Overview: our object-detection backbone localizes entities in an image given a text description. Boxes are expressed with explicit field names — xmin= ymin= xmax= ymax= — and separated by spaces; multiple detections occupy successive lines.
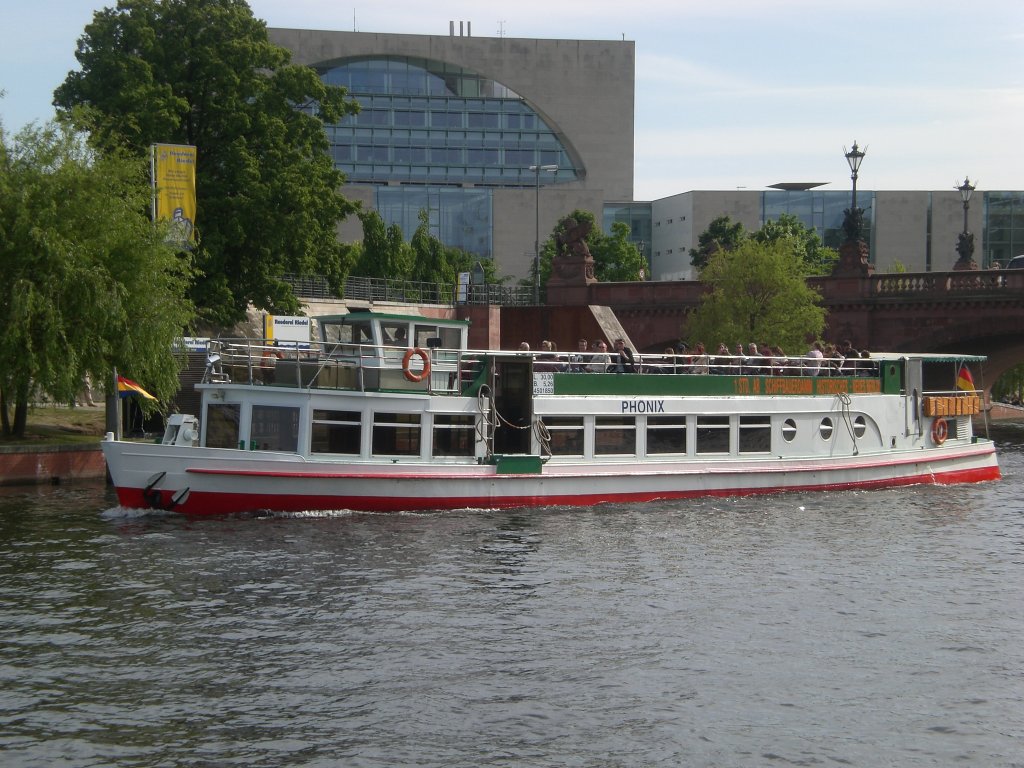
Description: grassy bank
xmin=0 ymin=405 xmax=107 ymax=447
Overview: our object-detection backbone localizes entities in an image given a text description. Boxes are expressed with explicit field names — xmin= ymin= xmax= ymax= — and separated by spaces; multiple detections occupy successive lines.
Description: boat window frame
xmin=738 ymin=415 xmax=772 ymax=454
xmin=646 ymin=415 xmax=688 ymax=456
xmin=311 ymin=409 xmax=362 ymax=455
xmin=594 ymin=415 xmax=637 ymax=457
xmin=695 ymin=415 xmax=731 ymax=455
xmin=431 ymin=413 xmax=477 ymax=457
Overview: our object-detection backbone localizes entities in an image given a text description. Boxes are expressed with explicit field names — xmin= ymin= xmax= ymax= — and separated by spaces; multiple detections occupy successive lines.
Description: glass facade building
xmin=316 ymin=56 xmax=580 ymax=259
xmin=762 ymin=190 xmax=875 ymax=251
xmin=984 ymin=192 xmax=1024 ymax=266
xmin=604 ymin=202 xmax=654 ymax=272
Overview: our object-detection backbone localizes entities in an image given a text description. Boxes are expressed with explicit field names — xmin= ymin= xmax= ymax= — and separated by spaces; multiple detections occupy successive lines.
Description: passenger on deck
xmin=733 ymin=343 xmax=747 ymax=375
xmin=568 ymin=338 xmax=590 ymax=372
xmin=804 ymin=341 xmax=824 ymax=376
xmin=535 ymin=340 xmax=564 ymax=372
xmin=690 ymin=342 xmax=710 ymax=375
xmin=612 ymin=338 xmax=636 ymax=373
xmin=588 ymin=340 xmax=612 ymax=373
xmin=744 ymin=342 xmax=764 ymax=375
xmin=712 ymin=343 xmax=730 ymax=374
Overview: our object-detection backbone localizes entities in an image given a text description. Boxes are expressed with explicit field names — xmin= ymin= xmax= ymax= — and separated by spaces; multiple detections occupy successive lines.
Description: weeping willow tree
xmin=0 ymin=121 xmax=195 ymax=437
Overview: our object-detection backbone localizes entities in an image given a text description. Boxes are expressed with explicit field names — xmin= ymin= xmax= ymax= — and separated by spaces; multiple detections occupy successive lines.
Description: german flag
xmin=956 ymin=365 xmax=975 ymax=392
xmin=117 ymin=375 xmax=157 ymax=400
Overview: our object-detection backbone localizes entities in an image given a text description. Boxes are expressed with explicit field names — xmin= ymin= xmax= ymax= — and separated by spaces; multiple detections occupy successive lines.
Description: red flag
xmin=117 ymin=375 xmax=157 ymax=400
xmin=956 ymin=365 xmax=975 ymax=392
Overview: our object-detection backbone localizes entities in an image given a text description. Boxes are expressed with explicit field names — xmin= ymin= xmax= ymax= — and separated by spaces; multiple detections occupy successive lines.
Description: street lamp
xmin=530 ymin=163 xmax=558 ymax=304
xmin=954 ymin=176 xmax=977 ymax=269
xmin=842 ymin=141 xmax=867 ymax=243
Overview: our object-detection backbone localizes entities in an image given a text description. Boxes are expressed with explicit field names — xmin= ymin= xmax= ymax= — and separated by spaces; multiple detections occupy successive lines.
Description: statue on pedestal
xmin=953 ymin=231 xmax=978 ymax=271
xmin=550 ymin=216 xmax=596 ymax=285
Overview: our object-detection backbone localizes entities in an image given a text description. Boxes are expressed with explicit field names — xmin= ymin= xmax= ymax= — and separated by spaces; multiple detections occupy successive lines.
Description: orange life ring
xmin=402 ymin=347 xmax=431 ymax=383
xmin=931 ymin=417 xmax=948 ymax=445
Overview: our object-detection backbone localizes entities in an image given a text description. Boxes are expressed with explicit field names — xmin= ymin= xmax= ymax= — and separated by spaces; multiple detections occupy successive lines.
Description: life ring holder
xmin=402 ymin=347 xmax=431 ymax=383
xmin=931 ymin=417 xmax=948 ymax=445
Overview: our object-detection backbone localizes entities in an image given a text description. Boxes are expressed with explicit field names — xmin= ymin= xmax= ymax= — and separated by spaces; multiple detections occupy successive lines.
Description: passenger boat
xmin=102 ymin=311 xmax=1000 ymax=515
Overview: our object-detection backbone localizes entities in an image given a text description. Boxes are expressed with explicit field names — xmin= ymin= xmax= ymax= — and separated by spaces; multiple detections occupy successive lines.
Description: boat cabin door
xmin=492 ymin=359 xmax=534 ymax=454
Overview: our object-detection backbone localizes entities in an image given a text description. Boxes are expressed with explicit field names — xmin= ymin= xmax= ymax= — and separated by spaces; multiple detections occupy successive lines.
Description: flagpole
xmin=113 ymin=367 xmax=121 ymax=441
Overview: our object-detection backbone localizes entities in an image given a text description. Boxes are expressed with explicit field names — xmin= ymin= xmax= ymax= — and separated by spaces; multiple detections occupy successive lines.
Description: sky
xmin=2 ymin=0 xmax=1022 ymax=201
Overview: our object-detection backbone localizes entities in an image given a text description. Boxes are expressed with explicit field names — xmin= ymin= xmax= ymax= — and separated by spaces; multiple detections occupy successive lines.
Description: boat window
xmin=321 ymin=321 xmax=374 ymax=346
xmin=595 ymin=416 xmax=636 ymax=456
xmin=781 ymin=418 xmax=797 ymax=443
xmin=205 ymin=404 xmax=240 ymax=449
xmin=646 ymin=416 xmax=687 ymax=455
xmin=696 ymin=415 xmax=730 ymax=455
xmin=372 ymin=412 xmax=421 ymax=456
xmin=414 ymin=324 xmax=439 ymax=348
xmin=312 ymin=409 xmax=361 ymax=454
xmin=381 ymin=323 xmax=410 ymax=346
xmin=251 ymin=405 xmax=300 ymax=452
xmin=819 ymin=417 xmax=834 ymax=441
xmin=432 ymin=414 xmax=476 ymax=456
xmin=738 ymin=415 xmax=771 ymax=454
xmin=853 ymin=415 xmax=867 ymax=439
xmin=542 ymin=416 xmax=584 ymax=456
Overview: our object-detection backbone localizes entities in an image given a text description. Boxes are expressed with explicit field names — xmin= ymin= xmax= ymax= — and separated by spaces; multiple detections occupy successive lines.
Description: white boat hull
xmin=102 ymin=439 xmax=1000 ymax=515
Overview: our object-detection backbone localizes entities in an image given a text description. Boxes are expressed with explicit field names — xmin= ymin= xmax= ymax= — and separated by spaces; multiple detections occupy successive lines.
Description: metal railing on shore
xmin=282 ymin=273 xmax=533 ymax=306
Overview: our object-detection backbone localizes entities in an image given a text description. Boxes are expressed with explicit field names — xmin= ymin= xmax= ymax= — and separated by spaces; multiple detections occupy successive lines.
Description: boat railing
xmin=201 ymin=338 xmax=487 ymax=395
xmin=200 ymin=340 xmax=890 ymax=395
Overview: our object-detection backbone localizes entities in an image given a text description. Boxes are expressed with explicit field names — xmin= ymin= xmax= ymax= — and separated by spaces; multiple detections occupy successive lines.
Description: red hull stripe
xmin=118 ymin=464 xmax=1001 ymax=516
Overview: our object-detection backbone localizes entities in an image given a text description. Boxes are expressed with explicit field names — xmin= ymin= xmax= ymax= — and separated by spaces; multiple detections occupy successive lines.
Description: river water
xmin=2 ymin=427 xmax=1023 ymax=768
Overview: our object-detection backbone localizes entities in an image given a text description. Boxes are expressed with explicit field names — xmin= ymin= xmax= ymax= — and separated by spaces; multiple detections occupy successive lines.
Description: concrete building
xmin=270 ymin=27 xmax=1023 ymax=284
xmin=646 ymin=189 xmax=1024 ymax=280
xmin=269 ymin=26 xmax=634 ymax=281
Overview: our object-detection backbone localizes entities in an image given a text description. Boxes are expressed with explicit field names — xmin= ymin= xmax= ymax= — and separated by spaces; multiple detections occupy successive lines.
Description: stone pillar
xmin=832 ymin=239 xmax=874 ymax=277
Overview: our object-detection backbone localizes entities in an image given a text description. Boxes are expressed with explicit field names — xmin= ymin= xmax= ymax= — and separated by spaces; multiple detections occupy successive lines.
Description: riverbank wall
xmin=0 ymin=444 xmax=106 ymax=487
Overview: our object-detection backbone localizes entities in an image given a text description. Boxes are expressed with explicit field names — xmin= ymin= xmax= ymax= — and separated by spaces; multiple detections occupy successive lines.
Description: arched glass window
xmin=316 ymin=56 xmax=580 ymax=187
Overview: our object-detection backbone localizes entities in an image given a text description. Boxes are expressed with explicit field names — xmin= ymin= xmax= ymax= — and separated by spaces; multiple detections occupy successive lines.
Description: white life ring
xmin=931 ymin=417 xmax=948 ymax=445
xmin=402 ymin=347 xmax=431 ymax=383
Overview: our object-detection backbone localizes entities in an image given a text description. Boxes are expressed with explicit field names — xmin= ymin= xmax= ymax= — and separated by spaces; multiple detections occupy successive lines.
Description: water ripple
xmin=1 ymin=441 xmax=1023 ymax=767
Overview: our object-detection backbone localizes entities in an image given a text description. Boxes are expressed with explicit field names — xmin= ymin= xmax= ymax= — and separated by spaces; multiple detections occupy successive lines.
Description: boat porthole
xmin=782 ymin=418 xmax=797 ymax=442
xmin=819 ymin=417 xmax=834 ymax=441
xmin=853 ymin=415 xmax=866 ymax=439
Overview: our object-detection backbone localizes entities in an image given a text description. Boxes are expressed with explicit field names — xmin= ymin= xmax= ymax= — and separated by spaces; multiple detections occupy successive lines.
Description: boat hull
xmin=103 ymin=439 xmax=1001 ymax=516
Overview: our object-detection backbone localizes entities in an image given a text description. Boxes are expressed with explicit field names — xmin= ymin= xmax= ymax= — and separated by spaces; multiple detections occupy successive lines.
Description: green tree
xmin=685 ymin=240 xmax=825 ymax=353
xmin=750 ymin=213 xmax=838 ymax=275
xmin=593 ymin=220 xmax=647 ymax=282
xmin=353 ymin=209 xmax=412 ymax=279
xmin=0 ymin=121 xmax=195 ymax=437
xmin=689 ymin=215 xmax=746 ymax=271
xmin=409 ymin=209 xmax=456 ymax=286
xmin=53 ymin=0 xmax=359 ymax=324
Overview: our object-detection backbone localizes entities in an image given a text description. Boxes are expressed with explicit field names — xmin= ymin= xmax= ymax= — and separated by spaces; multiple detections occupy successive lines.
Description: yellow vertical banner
xmin=151 ymin=143 xmax=197 ymax=246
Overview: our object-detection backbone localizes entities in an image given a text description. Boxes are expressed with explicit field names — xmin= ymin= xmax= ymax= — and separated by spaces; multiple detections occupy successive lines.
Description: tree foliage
xmin=0 ymin=121 xmax=195 ymax=436
xmin=350 ymin=208 xmax=503 ymax=289
xmin=749 ymin=213 xmax=838 ymax=275
xmin=689 ymin=215 xmax=746 ymax=271
xmin=352 ymin=210 xmax=411 ymax=280
xmin=685 ymin=240 xmax=825 ymax=353
xmin=409 ymin=210 xmax=457 ymax=286
xmin=53 ymin=0 xmax=360 ymax=324
xmin=691 ymin=213 xmax=838 ymax=276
